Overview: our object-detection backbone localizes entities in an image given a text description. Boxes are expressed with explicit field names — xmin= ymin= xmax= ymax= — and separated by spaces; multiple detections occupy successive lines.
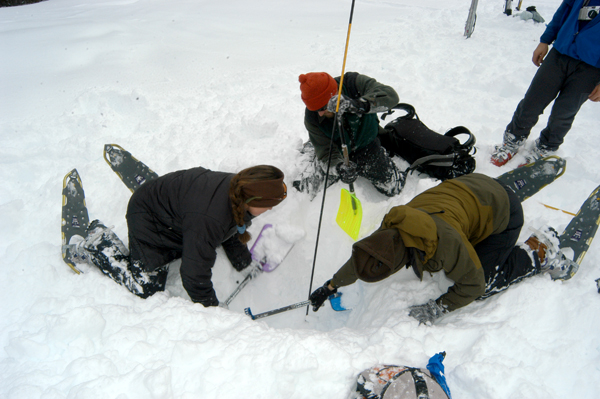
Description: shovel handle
xmin=245 ymin=294 xmax=348 ymax=321
xmin=224 ymin=272 xmax=255 ymax=306
xmin=245 ymin=300 xmax=311 ymax=320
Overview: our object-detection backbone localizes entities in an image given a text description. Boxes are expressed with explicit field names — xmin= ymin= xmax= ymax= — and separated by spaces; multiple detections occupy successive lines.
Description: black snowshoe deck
xmin=61 ymin=169 xmax=90 ymax=274
xmin=558 ymin=184 xmax=600 ymax=278
xmin=104 ymin=144 xmax=158 ymax=193
xmin=496 ymin=155 xmax=566 ymax=202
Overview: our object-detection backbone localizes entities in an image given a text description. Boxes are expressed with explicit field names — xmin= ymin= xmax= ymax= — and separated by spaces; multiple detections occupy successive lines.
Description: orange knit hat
xmin=299 ymin=72 xmax=338 ymax=111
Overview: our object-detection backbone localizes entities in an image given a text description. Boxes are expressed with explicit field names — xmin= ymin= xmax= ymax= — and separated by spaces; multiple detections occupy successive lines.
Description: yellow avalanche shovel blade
xmin=336 ymin=188 xmax=362 ymax=240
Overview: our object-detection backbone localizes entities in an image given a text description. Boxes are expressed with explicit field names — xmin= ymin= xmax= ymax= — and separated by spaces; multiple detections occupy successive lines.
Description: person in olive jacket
xmin=309 ymin=173 xmax=577 ymax=324
xmin=293 ymin=71 xmax=403 ymax=198
xmin=69 ymin=165 xmax=287 ymax=307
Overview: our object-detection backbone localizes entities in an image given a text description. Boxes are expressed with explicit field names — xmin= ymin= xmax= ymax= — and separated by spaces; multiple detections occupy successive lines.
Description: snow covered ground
xmin=2 ymin=0 xmax=600 ymax=397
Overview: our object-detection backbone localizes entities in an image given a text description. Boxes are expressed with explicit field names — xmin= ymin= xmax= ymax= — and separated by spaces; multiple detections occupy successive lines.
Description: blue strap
xmin=427 ymin=352 xmax=452 ymax=399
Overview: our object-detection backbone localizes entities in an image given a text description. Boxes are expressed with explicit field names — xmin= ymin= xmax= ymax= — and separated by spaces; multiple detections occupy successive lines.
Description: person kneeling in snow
xmin=310 ymin=173 xmax=577 ymax=324
xmin=293 ymin=72 xmax=403 ymax=198
xmin=68 ymin=165 xmax=287 ymax=307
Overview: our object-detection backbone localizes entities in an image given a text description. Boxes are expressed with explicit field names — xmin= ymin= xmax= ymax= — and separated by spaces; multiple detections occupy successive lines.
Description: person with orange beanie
xmin=293 ymin=72 xmax=402 ymax=198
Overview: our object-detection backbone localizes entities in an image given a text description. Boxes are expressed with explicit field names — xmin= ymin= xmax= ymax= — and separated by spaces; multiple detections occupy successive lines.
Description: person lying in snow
xmin=68 ymin=165 xmax=287 ymax=307
xmin=309 ymin=173 xmax=578 ymax=324
xmin=293 ymin=71 xmax=403 ymax=198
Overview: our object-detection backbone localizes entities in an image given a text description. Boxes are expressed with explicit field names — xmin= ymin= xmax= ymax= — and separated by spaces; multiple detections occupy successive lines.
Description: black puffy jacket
xmin=126 ymin=167 xmax=251 ymax=305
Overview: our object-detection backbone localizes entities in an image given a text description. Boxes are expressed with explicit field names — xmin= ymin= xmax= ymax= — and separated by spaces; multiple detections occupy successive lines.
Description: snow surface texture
xmin=1 ymin=0 xmax=599 ymax=398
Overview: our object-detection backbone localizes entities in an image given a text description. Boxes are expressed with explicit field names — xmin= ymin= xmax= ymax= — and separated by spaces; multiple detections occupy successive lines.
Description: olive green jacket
xmin=330 ymin=173 xmax=510 ymax=312
xmin=304 ymin=72 xmax=399 ymax=166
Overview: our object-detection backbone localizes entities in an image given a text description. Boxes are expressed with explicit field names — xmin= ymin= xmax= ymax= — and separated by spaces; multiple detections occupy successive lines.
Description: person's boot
xmin=520 ymin=138 xmax=554 ymax=166
xmin=370 ymin=160 xmax=405 ymax=197
xmin=85 ymin=220 xmax=129 ymax=256
xmin=491 ymin=131 xmax=526 ymax=166
xmin=292 ymin=141 xmax=339 ymax=200
xmin=525 ymin=227 xmax=579 ymax=280
xmin=66 ymin=220 xmax=128 ymax=265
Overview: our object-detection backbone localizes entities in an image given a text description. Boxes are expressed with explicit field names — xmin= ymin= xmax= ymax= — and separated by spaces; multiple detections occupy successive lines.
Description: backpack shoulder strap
xmin=381 ymin=103 xmax=418 ymax=121
xmin=444 ymin=126 xmax=476 ymax=152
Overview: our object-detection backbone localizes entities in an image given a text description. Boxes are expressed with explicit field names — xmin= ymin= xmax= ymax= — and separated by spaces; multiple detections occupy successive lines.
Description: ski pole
xmin=224 ymin=269 xmax=257 ymax=307
xmin=245 ymin=300 xmax=311 ymax=320
xmin=333 ymin=0 xmax=357 ymax=204
xmin=306 ymin=0 xmax=358 ymax=316
xmin=246 ymin=293 xmax=347 ymax=320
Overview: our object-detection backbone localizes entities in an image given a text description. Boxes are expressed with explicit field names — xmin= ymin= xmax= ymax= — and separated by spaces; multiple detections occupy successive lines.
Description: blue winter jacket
xmin=540 ymin=0 xmax=600 ymax=68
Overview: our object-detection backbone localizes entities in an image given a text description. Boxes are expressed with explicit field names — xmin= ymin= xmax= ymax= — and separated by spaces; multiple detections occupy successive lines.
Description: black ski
xmin=504 ymin=0 xmax=513 ymax=15
xmin=464 ymin=0 xmax=479 ymax=38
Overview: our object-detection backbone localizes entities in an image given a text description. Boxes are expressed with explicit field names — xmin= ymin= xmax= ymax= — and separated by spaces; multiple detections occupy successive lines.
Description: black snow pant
xmin=292 ymin=138 xmax=402 ymax=198
xmin=88 ymin=229 xmax=169 ymax=299
xmin=507 ymin=48 xmax=600 ymax=150
xmin=350 ymin=137 xmax=403 ymax=197
xmin=476 ymin=184 xmax=540 ymax=300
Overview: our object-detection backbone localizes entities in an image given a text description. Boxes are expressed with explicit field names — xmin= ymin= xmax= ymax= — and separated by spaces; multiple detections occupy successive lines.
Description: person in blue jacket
xmin=491 ymin=0 xmax=600 ymax=167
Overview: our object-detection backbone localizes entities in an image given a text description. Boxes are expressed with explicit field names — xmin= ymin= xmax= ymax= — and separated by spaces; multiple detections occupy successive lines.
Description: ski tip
xmin=244 ymin=307 xmax=256 ymax=320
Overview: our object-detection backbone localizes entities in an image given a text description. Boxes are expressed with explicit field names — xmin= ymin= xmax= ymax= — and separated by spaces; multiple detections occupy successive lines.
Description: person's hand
xmin=309 ymin=280 xmax=337 ymax=311
xmin=408 ymin=299 xmax=447 ymax=325
xmin=327 ymin=94 xmax=370 ymax=115
xmin=589 ymin=84 xmax=600 ymax=102
xmin=335 ymin=161 xmax=358 ymax=184
xmin=532 ymin=42 xmax=549 ymax=67
xmin=222 ymin=234 xmax=252 ymax=272
xmin=244 ymin=261 xmax=263 ymax=279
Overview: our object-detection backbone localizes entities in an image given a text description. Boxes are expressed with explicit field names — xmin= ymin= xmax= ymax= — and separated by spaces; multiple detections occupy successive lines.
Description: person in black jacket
xmin=69 ymin=165 xmax=287 ymax=307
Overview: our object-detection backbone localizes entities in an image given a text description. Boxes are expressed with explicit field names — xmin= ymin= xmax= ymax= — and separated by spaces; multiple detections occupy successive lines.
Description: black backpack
xmin=379 ymin=103 xmax=476 ymax=181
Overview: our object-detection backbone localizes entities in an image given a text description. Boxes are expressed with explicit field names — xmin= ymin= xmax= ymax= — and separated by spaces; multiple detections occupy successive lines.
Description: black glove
xmin=309 ymin=280 xmax=337 ymax=311
xmin=326 ymin=94 xmax=370 ymax=115
xmin=408 ymin=299 xmax=447 ymax=325
xmin=336 ymin=161 xmax=358 ymax=184
xmin=221 ymin=234 xmax=252 ymax=272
